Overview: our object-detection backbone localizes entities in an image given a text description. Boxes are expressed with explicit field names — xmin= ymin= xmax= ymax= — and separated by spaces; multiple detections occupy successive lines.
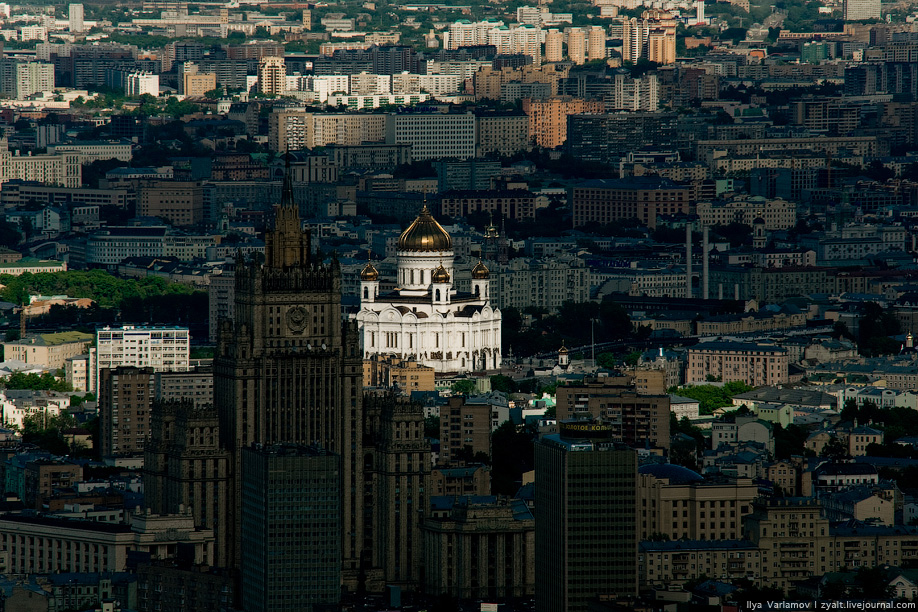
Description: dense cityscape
xmin=0 ymin=0 xmax=916 ymax=611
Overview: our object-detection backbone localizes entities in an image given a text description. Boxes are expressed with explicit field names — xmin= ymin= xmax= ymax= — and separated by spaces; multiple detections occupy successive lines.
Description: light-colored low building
xmin=363 ymin=355 xmax=437 ymax=391
xmin=687 ymin=341 xmax=788 ymax=386
xmin=640 ymin=539 xmax=761 ymax=589
xmin=2 ymin=332 xmax=93 ymax=371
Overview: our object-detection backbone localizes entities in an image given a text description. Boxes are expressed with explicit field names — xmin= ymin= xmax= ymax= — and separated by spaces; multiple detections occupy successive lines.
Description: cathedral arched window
xmin=363 ymin=287 xmax=368 ymax=299
xmin=436 ymin=289 xmax=441 ymax=301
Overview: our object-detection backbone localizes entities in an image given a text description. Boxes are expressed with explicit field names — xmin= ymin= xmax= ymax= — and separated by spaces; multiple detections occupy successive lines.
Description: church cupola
xmin=471 ymin=259 xmax=489 ymax=299
xmin=432 ymin=264 xmax=451 ymax=305
xmin=360 ymin=261 xmax=379 ymax=303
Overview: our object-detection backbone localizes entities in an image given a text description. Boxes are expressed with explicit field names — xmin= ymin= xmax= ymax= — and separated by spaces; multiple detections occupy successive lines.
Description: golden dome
xmin=471 ymin=259 xmax=490 ymax=279
xmin=360 ymin=261 xmax=379 ymax=281
xmin=398 ymin=205 xmax=452 ymax=252
xmin=432 ymin=264 xmax=450 ymax=283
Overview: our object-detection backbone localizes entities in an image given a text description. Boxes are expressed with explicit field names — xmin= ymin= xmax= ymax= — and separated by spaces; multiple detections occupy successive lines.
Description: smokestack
xmin=735 ymin=283 xmax=740 ymax=301
xmin=718 ymin=283 xmax=723 ymax=301
xmin=701 ymin=225 xmax=709 ymax=299
xmin=686 ymin=224 xmax=692 ymax=299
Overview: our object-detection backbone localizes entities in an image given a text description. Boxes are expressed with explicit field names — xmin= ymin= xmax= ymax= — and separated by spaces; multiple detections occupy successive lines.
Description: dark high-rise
xmin=213 ymin=160 xmax=365 ymax=582
xmin=534 ymin=421 xmax=638 ymax=612
xmin=240 ymin=443 xmax=341 ymax=612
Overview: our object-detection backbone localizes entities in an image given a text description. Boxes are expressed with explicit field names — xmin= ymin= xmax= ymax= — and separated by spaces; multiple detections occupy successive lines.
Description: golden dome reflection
xmin=397 ymin=205 xmax=453 ymax=252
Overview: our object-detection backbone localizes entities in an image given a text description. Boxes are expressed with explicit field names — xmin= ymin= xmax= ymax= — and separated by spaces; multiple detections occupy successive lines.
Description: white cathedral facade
xmin=355 ymin=205 xmax=502 ymax=374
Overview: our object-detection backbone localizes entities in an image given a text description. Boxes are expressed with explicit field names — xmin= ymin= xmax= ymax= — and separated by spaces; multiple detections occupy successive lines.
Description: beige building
xmin=66 ymin=354 xmax=89 ymax=392
xmin=640 ymin=540 xmax=760 ymax=589
xmin=523 ymin=96 xmax=604 ymax=149
xmin=422 ymin=497 xmax=534 ymax=599
xmin=567 ymin=27 xmax=586 ymax=64
xmin=822 ymin=487 xmax=894 ymax=525
xmin=182 ymin=71 xmax=216 ymax=97
xmin=638 ymin=465 xmax=758 ymax=541
xmin=555 ymin=376 xmax=670 ymax=449
xmin=545 ymin=29 xmax=563 ymax=62
xmin=268 ymin=110 xmax=387 ymax=152
xmin=695 ymin=196 xmax=798 ymax=231
xmin=99 ymin=366 xmax=154 ymax=458
xmin=686 ymin=341 xmax=789 ymax=386
xmin=0 ymin=511 xmax=214 ymax=575
xmin=138 ymin=181 xmax=205 ymax=227
xmin=587 ymin=25 xmax=606 ymax=61
xmin=430 ymin=465 xmax=490 ymax=497
xmin=439 ymin=396 xmax=492 ymax=466
xmin=0 ymin=139 xmax=80 ymax=188
xmin=257 ymin=56 xmax=286 ymax=96
xmin=3 ymin=332 xmax=92 ymax=370
xmin=476 ymin=114 xmax=531 ymax=157
xmin=363 ymin=355 xmax=435 ymax=392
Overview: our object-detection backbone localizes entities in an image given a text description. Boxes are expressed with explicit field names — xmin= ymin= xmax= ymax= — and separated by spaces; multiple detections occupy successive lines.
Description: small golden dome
xmin=360 ymin=262 xmax=379 ymax=281
xmin=398 ymin=205 xmax=452 ymax=252
xmin=432 ymin=264 xmax=450 ymax=283
xmin=471 ymin=259 xmax=490 ymax=279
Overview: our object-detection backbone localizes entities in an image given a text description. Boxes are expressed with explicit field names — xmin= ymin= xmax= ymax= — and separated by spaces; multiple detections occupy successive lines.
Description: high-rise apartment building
xmin=240 ymin=444 xmax=341 ymax=612
xmin=14 ymin=62 xmax=54 ymax=99
xmin=535 ymin=421 xmax=638 ymax=612
xmin=257 ymin=56 xmax=286 ymax=96
xmin=89 ymin=325 xmax=190 ymax=394
xmin=844 ymin=0 xmax=881 ymax=20
xmin=99 ymin=366 xmax=154 ymax=458
xmin=181 ymin=64 xmax=216 ymax=97
xmin=587 ymin=26 xmax=606 ymax=61
xmin=438 ymin=396 xmax=493 ymax=466
xmin=567 ymin=27 xmax=586 ymax=64
xmin=545 ymin=29 xmax=564 ymax=62
xmin=623 ymin=11 xmax=676 ymax=65
xmin=126 ymin=72 xmax=159 ymax=97
xmin=69 ymin=4 xmax=84 ymax=33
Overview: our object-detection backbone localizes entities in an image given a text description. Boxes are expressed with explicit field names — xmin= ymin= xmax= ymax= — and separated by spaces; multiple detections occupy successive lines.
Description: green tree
xmin=450 ymin=379 xmax=476 ymax=396
xmin=820 ymin=435 xmax=849 ymax=460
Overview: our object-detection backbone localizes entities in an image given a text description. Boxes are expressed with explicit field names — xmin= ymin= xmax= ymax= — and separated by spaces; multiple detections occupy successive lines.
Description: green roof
xmin=12 ymin=332 xmax=94 ymax=347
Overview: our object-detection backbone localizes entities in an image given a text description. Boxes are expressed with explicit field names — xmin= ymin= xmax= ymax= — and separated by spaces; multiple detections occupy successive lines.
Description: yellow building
xmin=363 ymin=355 xmax=435 ymax=391
xmin=3 ymin=331 xmax=93 ymax=371
xmin=182 ymin=72 xmax=216 ymax=97
xmin=522 ymin=96 xmax=604 ymax=149
xmin=638 ymin=464 xmax=758 ymax=541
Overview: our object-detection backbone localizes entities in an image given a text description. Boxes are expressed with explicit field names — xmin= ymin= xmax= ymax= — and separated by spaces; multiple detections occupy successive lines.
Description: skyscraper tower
xmin=214 ymin=154 xmax=365 ymax=582
xmin=69 ymin=4 xmax=84 ymax=33
xmin=534 ymin=420 xmax=637 ymax=612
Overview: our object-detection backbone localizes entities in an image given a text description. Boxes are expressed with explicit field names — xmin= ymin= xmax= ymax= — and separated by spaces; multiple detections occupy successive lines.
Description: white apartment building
xmin=85 ymin=227 xmax=219 ymax=267
xmin=267 ymin=110 xmax=387 ymax=151
xmin=844 ymin=0 xmax=880 ymax=20
xmin=126 ymin=72 xmax=159 ymax=97
xmin=69 ymin=4 xmax=84 ymax=33
xmin=426 ymin=60 xmax=492 ymax=78
xmin=487 ymin=24 xmax=541 ymax=64
xmin=15 ymin=62 xmax=54 ymax=99
xmin=391 ymin=73 xmax=463 ymax=95
xmin=612 ymin=71 xmax=659 ymax=111
xmin=19 ymin=26 xmax=47 ymax=42
xmin=445 ymin=19 xmax=504 ymax=49
xmin=350 ymin=72 xmax=392 ymax=95
xmin=385 ymin=112 xmax=476 ymax=161
xmin=88 ymin=325 xmax=190 ymax=393
xmin=327 ymin=93 xmax=429 ymax=110
xmin=47 ymin=140 xmax=133 ymax=164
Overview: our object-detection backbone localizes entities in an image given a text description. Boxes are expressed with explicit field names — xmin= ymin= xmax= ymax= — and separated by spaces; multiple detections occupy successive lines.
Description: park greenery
xmin=667 ymin=381 xmax=754 ymax=415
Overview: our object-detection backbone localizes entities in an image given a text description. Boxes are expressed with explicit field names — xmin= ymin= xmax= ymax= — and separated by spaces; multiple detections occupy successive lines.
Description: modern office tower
xmin=545 ymin=29 xmax=563 ymax=62
xmin=535 ymin=421 xmax=638 ymax=612
xmin=89 ymin=325 xmax=190 ymax=393
xmin=587 ymin=26 xmax=606 ymax=61
xmin=99 ymin=365 xmax=154 ymax=458
xmin=213 ymin=160 xmax=365 ymax=584
xmin=240 ymin=444 xmax=341 ymax=612
xmin=844 ymin=0 xmax=881 ymax=20
xmin=257 ymin=55 xmax=286 ymax=95
xmin=144 ymin=399 xmax=233 ymax=568
xmin=69 ymin=4 xmax=84 ymax=33
xmin=567 ymin=27 xmax=586 ymax=64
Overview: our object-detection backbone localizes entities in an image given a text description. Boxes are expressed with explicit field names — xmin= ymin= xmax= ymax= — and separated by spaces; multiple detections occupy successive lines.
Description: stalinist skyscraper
xmin=213 ymin=158 xmax=365 ymax=582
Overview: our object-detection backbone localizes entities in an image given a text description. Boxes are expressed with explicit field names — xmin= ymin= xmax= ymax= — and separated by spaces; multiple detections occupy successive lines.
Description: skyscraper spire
xmin=281 ymin=145 xmax=295 ymax=209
